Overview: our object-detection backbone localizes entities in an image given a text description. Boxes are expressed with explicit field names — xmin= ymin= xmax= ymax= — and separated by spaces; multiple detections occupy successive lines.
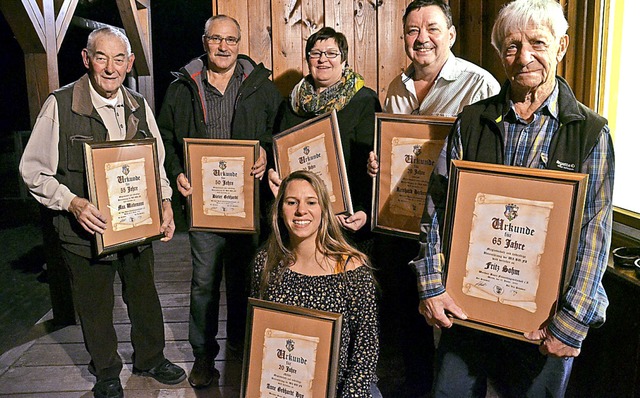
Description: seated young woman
xmin=251 ymin=170 xmax=381 ymax=397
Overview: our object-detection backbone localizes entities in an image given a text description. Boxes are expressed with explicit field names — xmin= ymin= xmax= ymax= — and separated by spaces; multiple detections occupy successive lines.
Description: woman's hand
xmin=337 ymin=211 xmax=367 ymax=232
xmin=251 ymin=147 xmax=268 ymax=179
xmin=367 ymin=151 xmax=379 ymax=177
xmin=267 ymin=168 xmax=281 ymax=197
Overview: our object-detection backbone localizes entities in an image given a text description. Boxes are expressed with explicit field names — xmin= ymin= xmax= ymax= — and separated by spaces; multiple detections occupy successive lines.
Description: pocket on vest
xmin=67 ymin=135 xmax=94 ymax=172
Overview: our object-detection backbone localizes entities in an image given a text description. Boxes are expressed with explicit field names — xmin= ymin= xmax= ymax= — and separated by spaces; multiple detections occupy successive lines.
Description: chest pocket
xmin=66 ymin=134 xmax=94 ymax=172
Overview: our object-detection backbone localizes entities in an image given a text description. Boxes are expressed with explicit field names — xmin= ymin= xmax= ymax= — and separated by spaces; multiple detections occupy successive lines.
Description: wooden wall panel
xmin=271 ymin=0 xmax=303 ymax=97
xmin=300 ymin=0 xmax=324 ymax=76
xmin=205 ymin=0 xmax=599 ymax=106
xmin=324 ymin=0 xmax=356 ymax=70
xmin=353 ymin=0 xmax=378 ymax=92
xmin=376 ymin=0 xmax=408 ymax=103
xmin=217 ymin=0 xmax=250 ymax=56
xmin=247 ymin=0 xmax=274 ymax=71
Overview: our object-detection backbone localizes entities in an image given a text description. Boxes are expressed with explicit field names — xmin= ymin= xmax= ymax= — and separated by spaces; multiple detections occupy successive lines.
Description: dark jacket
xmin=52 ymin=74 xmax=150 ymax=257
xmin=158 ymin=54 xmax=283 ymax=182
xmin=455 ymin=76 xmax=606 ymax=172
xmin=277 ymin=87 xmax=382 ymax=229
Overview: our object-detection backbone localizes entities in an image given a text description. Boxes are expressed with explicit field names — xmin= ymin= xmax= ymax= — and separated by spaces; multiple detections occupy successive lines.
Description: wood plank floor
xmin=0 ymin=232 xmax=242 ymax=397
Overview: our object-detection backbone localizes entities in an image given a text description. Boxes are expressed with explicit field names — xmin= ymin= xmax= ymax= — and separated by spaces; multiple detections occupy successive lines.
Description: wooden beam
xmin=24 ymin=53 xmax=52 ymax=126
xmin=0 ymin=0 xmax=45 ymax=52
xmin=116 ymin=0 xmax=151 ymax=76
xmin=42 ymin=0 xmax=59 ymax=92
xmin=54 ymin=0 xmax=78 ymax=52
xmin=115 ymin=0 xmax=154 ymax=110
xmin=1 ymin=0 xmax=80 ymax=124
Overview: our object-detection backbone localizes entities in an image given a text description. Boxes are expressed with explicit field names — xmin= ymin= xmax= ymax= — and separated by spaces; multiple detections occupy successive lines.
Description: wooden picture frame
xmin=241 ymin=298 xmax=343 ymax=398
xmin=372 ymin=113 xmax=454 ymax=239
xmin=184 ymin=138 xmax=259 ymax=234
xmin=83 ymin=138 xmax=163 ymax=256
xmin=273 ymin=110 xmax=353 ymax=215
xmin=442 ymin=160 xmax=588 ymax=341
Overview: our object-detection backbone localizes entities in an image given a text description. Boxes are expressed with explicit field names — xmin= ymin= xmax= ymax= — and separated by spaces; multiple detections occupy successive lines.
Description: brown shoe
xmin=188 ymin=356 xmax=220 ymax=388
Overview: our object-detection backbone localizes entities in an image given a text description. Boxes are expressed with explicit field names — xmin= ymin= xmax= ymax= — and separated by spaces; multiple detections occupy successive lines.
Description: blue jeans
xmin=188 ymin=231 xmax=257 ymax=359
xmin=433 ymin=326 xmax=573 ymax=398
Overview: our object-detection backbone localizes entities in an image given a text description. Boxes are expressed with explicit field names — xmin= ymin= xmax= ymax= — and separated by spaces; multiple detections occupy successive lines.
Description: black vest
xmin=455 ymin=77 xmax=606 ymax=173
xmin=51 ymin=75 xmax=150 ymax=257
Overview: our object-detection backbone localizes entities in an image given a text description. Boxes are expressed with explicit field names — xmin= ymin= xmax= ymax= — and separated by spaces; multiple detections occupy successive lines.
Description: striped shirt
xmin=411 ymin=83 xmax=615 ymax=347
xmin=202 ymin=62 xmax=243 ymax=139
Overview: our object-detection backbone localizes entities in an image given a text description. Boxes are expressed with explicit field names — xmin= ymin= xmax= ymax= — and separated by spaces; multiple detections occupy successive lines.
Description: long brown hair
xmin=259 ymin=170 xmax=369 ymax=296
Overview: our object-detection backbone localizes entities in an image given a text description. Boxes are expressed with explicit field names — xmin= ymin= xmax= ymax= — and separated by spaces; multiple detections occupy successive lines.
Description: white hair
xmin=86 ymin=26 xmax=132 ymax=56
xmin=491 ymin=0 xmax=568 ymax=54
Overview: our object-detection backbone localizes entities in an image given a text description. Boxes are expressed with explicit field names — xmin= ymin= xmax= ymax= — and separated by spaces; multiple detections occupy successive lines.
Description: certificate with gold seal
xmin=83 ymin=138 xmax=164 ymax=256
xmin=442 ymin=160 xmax=588 ymax=341
xmin=184 ymin=138 xmax=259 ymax=233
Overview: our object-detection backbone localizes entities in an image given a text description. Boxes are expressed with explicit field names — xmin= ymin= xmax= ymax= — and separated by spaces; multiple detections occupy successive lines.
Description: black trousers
xmin=62 ymin=246 xmax=165 ymax=380
xmin=373 ymin=234 xmax=435 ymax=391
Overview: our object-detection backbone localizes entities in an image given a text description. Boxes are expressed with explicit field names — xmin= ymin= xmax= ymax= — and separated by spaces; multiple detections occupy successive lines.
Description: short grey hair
xmin=203 ymin=15 xmax=241 ymax=40
xmin=86 ymin=26 xmax=132 ymax=56
xmin=491 ymin=0 xmax=568 ymax=54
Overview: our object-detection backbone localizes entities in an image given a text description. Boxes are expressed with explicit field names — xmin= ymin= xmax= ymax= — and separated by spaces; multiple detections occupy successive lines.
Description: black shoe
xmin=133 ymin=358 xmax=186 ymax=385
xmin=92 ymin=378 xmax=123 ymax=398
xmin=188 ymin=356 xmax=220 ymax=388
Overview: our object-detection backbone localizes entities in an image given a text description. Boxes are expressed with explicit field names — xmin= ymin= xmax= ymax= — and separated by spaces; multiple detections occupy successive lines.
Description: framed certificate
xmin=83 ymin=138 xmax=164 ymax=256
xmin=442 ymin=160 xmax=588 ymax=341
xmin=241 ymin=298 xmax=342 ymax=398
xmin=184 ymin=138 xmax=259 ymax=233
xmin=372 ymin=113 xmax=454 ymax=239
xmin=273 ymin=110 xmax=353 ymax=215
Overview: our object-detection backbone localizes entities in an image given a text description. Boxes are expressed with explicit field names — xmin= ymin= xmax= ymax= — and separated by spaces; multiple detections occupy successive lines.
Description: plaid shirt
xmin=410 ymin=84 xmax=615 ymax=348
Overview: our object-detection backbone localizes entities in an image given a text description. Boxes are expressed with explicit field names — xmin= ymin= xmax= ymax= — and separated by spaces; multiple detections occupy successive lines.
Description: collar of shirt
xmin=88 ymin=80 xmax=126 ymax=140
xmin=504 ymin=81 xmax=560 ymax=124
xmin=201 ymin=61 xmax=244 ymax=94
xmin=401 ymin=53 xmax=456 ymax=86
xmin=88 ymin=80 xmax=122 ymax=109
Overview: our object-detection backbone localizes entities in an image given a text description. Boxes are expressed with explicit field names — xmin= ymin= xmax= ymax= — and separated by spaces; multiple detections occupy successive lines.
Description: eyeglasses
xmin=204 ymin=35 xmax=240 ymax=46
xmin=308 ymin=50 xmax=341 ymax=59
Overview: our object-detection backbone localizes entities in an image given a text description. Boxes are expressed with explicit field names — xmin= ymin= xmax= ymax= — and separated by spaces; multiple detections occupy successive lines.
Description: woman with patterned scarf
xmin=268 ymin=27 xmax=382 ymax=252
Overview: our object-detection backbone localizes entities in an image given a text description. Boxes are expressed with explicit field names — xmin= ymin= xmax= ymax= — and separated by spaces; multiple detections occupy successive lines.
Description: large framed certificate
xmin=273 ymin=110 xmax=353 ymax=215
xmin=184 ymin=138 xmax=259 ymax=233
xmin=83 ymin=138 xmax=164 ymax=256
xmin=241 ymin=298 xmax=342 ymax=398
xmin=372 ymin=113 xmax=453 ymax=239
xmin=442 ymin=160 xmax=588 ymax=341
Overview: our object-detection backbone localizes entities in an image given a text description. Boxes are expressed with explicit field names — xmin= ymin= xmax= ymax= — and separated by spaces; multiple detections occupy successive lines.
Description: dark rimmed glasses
xmin=308 ymin=50 xmax=341 ymax=59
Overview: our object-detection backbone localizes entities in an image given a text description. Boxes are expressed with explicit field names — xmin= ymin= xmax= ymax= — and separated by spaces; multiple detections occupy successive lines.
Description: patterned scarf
xmin=290 ymin=67 xmax=365 ymax=117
